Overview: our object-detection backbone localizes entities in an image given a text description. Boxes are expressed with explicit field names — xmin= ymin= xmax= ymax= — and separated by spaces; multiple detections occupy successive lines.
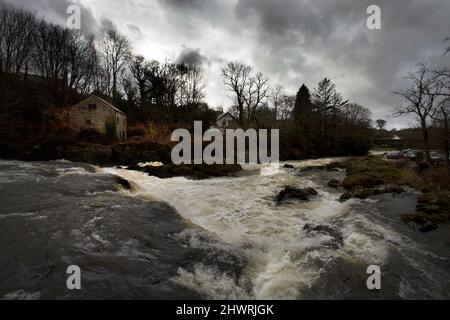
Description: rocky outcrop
xmin=127 ymin=163 xmax=243 ymax=180
xmin=276 ymin=186 xmax=318 ymax=203
xmin=339 ymin=185 xmax=404 ymax=202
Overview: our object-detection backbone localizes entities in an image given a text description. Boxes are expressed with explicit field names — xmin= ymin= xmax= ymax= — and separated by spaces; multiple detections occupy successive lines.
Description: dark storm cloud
xmin=231 ymin=0 xmax=450 ymax=121
xmin=4 ymin=0 xmax=450 ymax=127
xmin=100 ymin=18 xmax=117 ymax=34
xmin=176 ymin=47 xmax=210 ymax=67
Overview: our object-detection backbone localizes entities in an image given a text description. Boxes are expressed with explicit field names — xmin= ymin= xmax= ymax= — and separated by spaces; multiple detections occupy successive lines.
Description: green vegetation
xmin=370 ymin=146 xmax=396 ymax=152
xmin=340 ymin=157 xmax=450 ymax=231
xmin=342 ymin=157 xmax=416 ymax=189
xmin=401 ymin=166 xmax=450 ymax=231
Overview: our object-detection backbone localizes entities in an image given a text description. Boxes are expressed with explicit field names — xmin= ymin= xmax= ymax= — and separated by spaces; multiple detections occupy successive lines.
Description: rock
xmin=303 ymin=223 xmax=344 ymax=249
xmin=115 ymin=177 xmax=132 ymax=190
xmin=283 ymin=164 xmax=295 ymax=169
xmin=352 ymin=187 xmax=375 ymax=199
xmin=400 ymin=212 xmax=444 ymax=232
xmin=128 ymin=164 xmax=243 ymax=180
xmin=419 ymin=221 xmax=438 ymax=232
xmin=382 ymin=185 xmax=404 ymax=194
xmin=327 ymin=179 xmax=340 ymax=188
xmin=339 ymin=192 xmax=352 ymax=202
xmin=276 ymin=186 xmax=318 ymax=203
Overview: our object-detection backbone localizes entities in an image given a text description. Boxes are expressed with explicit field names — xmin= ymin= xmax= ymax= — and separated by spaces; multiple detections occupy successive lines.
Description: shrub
xmin=128 ymin=126 xmax=146 ymax=138
xmin=105 ymin=118 xmax=117 ymax=140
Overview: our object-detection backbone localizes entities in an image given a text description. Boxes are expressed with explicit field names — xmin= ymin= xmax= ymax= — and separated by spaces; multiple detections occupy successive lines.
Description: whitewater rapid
xmin=102 ymin=159 xmax=450 ymax=299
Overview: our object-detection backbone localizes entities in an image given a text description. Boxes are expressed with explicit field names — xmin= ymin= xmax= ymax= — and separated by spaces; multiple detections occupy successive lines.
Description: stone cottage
xmin=65 ymin=94 xmax=127 ymax=142
xmin=211 ymin=112 xmax=240 ymax=133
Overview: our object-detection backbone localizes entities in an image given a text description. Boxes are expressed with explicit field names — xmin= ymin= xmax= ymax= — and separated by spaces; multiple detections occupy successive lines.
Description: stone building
xmin=65 ymin=94 xmax=127 ymax=142
xmin=211 ymin=112 xmax=240 ymax=133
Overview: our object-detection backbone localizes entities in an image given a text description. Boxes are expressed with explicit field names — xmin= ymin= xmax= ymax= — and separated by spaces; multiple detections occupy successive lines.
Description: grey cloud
xmin=5 ymin=0 xmax=450 ymax=127
xmin=177 ymin=47 xmax=210 ymax=67
xmin=100 ymin=17 xmax=117 ymax=34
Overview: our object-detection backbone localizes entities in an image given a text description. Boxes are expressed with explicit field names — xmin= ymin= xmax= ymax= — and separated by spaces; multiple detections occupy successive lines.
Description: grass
xmin=342 ymin=157 xmax=417 ymax=189
xmin=370 ymin=147 xmax=397 ymax=152
xmin=342 ymin=157 xmax=450 ymax=231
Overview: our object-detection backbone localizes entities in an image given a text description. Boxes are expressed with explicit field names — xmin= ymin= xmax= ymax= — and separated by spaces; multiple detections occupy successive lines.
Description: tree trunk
xmin=420 ymin=119 xmax=432 ymax=163
xmin=442 ymin=109 xmax=449 ymax=164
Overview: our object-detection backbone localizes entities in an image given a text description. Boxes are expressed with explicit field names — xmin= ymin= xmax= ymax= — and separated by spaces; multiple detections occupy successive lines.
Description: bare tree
xmin=342 ymin=103 xmax=372 ymax=128
xmin=100 ymin=30 xmax=132 ymax=99
xmin=178 ymin=64 xmax=206 ymax=106
xmin=222 ymin=62 xmax=252 ymax=125
xmin=0 ymin=3 xmax=36 ymax=76
xmin=32 ymin=22 xmax=71 ymax=88
xmin=375 ymin=119 xmax=387 ymax=131
xmin=269 ymin=85 xmax=284 ymax=124
xmin=244 ymin=72 xmax=270 ymax=123
xmin=394 ymin=63 xmax=444 ymax=162
xmin=222 ymin=62 xmax=270 ymax=126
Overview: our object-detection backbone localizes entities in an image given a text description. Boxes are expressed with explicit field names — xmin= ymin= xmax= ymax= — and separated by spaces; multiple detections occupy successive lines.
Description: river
xmin=1 ymin=159 xmax=449 ymax=299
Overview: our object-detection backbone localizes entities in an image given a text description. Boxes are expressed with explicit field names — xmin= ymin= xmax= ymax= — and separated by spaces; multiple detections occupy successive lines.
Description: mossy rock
xmin=401 ymin=211 xmax=447 ymax=232
xmin=276 ymin=186 xmax=319 ymax=203
xmin=327 ymin=179 xmax=341 ymax=188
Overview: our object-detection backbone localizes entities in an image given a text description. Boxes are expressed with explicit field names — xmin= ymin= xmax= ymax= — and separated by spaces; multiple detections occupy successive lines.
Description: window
xmin=88 ymin=104 xmax=97 ymax=110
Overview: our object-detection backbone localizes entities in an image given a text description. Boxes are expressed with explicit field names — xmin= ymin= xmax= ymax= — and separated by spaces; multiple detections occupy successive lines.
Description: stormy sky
xmin=6 ymin=0 xmax=450 ymax=129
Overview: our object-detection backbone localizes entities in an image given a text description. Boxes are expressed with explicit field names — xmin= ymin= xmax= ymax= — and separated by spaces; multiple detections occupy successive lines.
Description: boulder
xmin=276 ymin=186 xmax=318 ymax=203
xmin=303 ymin=223 xmax=344 ymax=249
xmin=283 ymin=164 xmax=295 ymax=169
xmin=115 ymin=177 xmax=132 ymax=190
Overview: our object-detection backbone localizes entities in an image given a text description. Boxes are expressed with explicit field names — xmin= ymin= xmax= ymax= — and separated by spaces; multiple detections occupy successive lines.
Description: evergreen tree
xmin=293 ymin=84 xmax=312 ymax=121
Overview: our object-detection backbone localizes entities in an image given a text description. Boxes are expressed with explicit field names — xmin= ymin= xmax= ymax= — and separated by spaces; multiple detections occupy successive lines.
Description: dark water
xmin=0 ymin=160 xmax=244 ymax=300
xmin=0 ymin=160 xmax=449 ymax=300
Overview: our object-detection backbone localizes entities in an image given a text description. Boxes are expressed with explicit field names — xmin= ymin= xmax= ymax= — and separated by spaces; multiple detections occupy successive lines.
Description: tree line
xmin=0 ymin=2 xmax=374 ymax=159
xmin=222 ymin=61 xmax=373 ymax=158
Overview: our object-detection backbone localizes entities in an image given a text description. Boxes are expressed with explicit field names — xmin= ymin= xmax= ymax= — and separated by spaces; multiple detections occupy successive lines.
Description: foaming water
xmin=1 ymin=159 xmax=449 ymax=299
xmin=103 ymin=158 xmax=434 ymax=299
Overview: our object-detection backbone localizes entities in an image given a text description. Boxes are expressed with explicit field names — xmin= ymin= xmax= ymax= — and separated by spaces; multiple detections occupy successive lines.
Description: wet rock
xmin=115 ymin=177 xmax=132 ymax=190
xmin=353 ymin=187 xmax=376 ymax=199
xmin=128 ymin=164 xmax=243 ymax=180
xmin=283 ymin=164 xmax=295 ymax=169
xmin=276 ymin=186 xmax=318 ymax=203
xmin=339 ymin=192 xmax=352 ymax=202
xmin=401 ymin=211 xmax=446 ymax=232
xmin=327 ymin=179 xmax=340 ymax=188
xmin=303 ymin=223 xmax=344 ymax=249
xmin=339 ymin=185 xmax=405 ymax=202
